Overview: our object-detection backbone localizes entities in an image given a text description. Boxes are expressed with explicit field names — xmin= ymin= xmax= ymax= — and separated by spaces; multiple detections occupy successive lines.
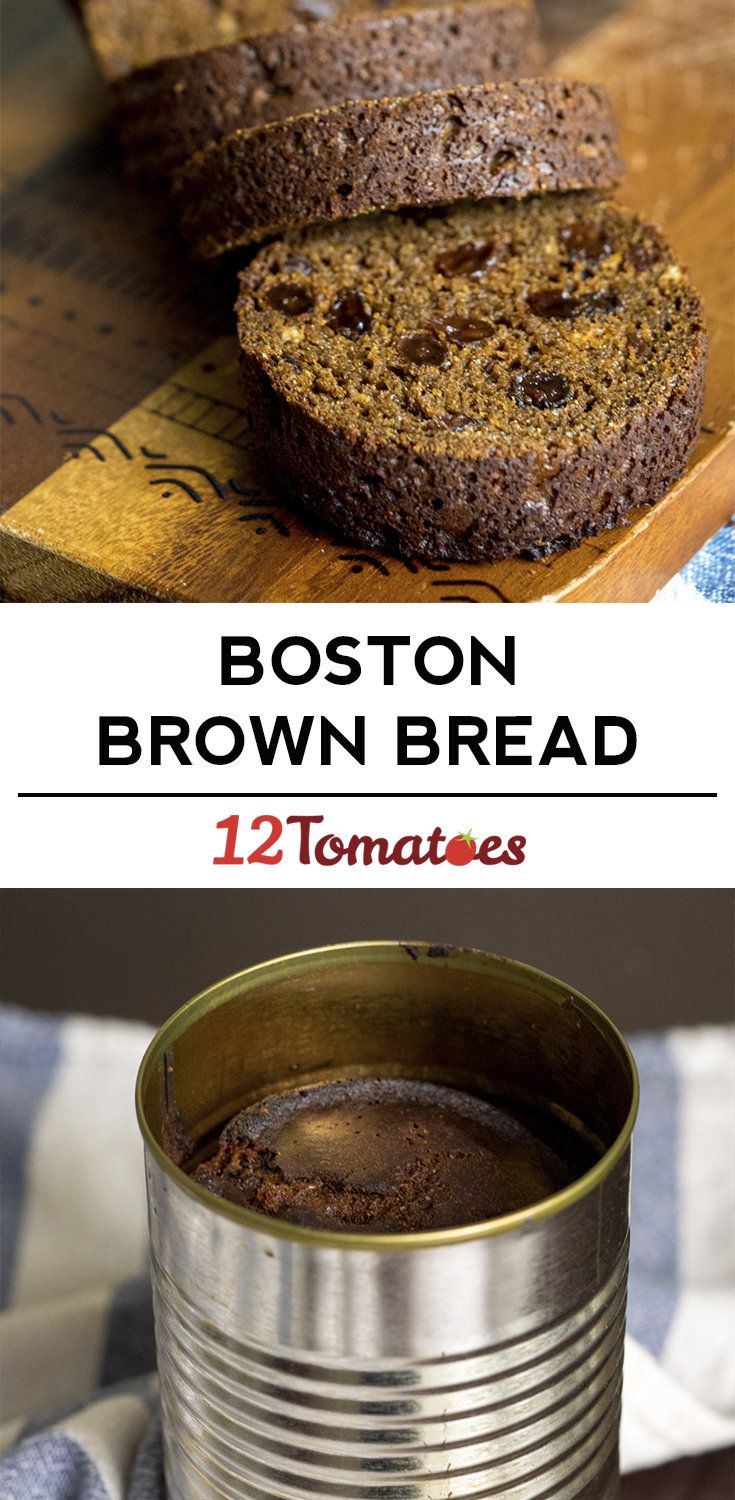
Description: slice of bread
xmin=80 ymin=0 xmax=539 ymax=78
xmin=114 ymin=0 xmax=543 ymax=180
xmin=176 ymin=80 xmax=621 ymax=255
xmin=235 ymin=194 xmax=706 ymax=561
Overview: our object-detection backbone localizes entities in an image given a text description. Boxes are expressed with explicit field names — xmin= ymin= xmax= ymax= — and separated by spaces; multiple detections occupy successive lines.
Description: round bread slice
xmin=235 ymin=194 xmax=707 ymax=562
xmin=176 ymin=80 xmax=621 ymax=255
xmin=115 ymin=0 xmax=543 ymax=180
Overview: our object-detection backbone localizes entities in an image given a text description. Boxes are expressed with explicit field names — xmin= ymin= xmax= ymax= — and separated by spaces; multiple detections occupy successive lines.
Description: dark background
xmin=2 ymin=889 xmax=732 ymax=1030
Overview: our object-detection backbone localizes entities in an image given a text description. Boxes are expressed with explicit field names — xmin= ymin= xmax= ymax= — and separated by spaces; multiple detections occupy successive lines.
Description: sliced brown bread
xmin=235 ymin=194 xmax=707 ymax=562
xmin=114 ymin=0 xmax=543 ymax=181
xmin=176 ymin=80 xmax=621 ymax=256
xmin=80 ymin=0 xmax=539 ymax=78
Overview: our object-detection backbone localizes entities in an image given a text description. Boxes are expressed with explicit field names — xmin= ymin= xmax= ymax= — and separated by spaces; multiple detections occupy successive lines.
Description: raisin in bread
xmin=235 ymin=194 xmax=707 ymax=561
xmin=177 ymin=79 xmax=621 ymax=254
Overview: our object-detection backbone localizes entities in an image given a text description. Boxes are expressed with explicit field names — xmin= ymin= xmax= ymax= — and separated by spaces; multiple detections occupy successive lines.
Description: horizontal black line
xmin=17 ymin=792 xmax=717 ymax=800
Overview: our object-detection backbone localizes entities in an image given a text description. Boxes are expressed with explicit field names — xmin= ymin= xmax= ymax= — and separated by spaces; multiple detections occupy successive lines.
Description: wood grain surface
xmin=0 ymin=0 xmax=733 ymax=601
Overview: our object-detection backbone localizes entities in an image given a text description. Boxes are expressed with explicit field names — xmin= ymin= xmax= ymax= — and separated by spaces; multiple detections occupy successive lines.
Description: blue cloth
xmin=660 ymin=519 xmax=735 ymax=602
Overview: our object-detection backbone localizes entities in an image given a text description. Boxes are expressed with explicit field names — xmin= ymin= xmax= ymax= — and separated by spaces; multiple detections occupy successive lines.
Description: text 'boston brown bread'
xmin=114 ymin=0 xmax=543 ymax=181
xmin=176 ymin=79 xmax=621 ymax=253
xmin=235 ymin=195 xmax=706 ymax=562
xmin=192 ymin=1077 xmax=599 ymax=1233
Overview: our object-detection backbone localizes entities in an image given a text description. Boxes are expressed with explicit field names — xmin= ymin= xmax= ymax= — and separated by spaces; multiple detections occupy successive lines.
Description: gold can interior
xmin=138 ymin=942 xmax=637 ymax=1191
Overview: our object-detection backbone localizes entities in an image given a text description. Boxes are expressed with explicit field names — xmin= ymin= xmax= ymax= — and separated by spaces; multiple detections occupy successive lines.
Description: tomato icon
xmin=445 ymin=829 xmax=477 ymax=866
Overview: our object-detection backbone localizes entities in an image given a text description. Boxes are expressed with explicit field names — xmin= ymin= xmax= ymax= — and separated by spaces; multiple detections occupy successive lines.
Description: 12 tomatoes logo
xmin=214 ymin=815 xmax=525 ymax=868
xmin=445 ymin=829 xmax=477 ymax=866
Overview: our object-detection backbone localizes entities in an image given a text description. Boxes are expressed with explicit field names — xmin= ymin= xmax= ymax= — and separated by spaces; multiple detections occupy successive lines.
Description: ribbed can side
xmin=147 ymin=1150 xmax=629 ymax=1500
xmin=137 ymin=944 xmax=638 ymax=1500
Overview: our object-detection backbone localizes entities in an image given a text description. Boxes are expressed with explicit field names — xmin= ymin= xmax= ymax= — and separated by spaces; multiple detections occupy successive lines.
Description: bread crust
xmin=177 ymin=80 xmax=622 ymax=254
xmin=114 ymin=1 xmax=542 ymax=179
xmin=241 ymin=353 xmax=706 ymax=560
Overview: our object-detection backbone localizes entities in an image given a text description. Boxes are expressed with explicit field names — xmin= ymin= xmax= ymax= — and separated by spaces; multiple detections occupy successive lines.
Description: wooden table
xmin=1 ymin=0 xmax=732 ymax=600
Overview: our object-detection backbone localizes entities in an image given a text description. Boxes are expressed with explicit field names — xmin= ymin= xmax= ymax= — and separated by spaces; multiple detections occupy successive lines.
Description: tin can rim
xmin=135 ymin=940 xmax=639 ymax=1252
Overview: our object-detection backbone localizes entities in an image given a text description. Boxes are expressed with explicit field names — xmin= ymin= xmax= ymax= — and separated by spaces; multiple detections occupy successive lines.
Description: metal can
xmin=136 ymin=941 xmax=638 ymax=1500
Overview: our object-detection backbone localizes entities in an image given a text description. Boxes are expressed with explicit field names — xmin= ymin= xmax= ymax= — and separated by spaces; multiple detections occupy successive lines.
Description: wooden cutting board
xmin=1 ymin=0 xmax=732 ymax=602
